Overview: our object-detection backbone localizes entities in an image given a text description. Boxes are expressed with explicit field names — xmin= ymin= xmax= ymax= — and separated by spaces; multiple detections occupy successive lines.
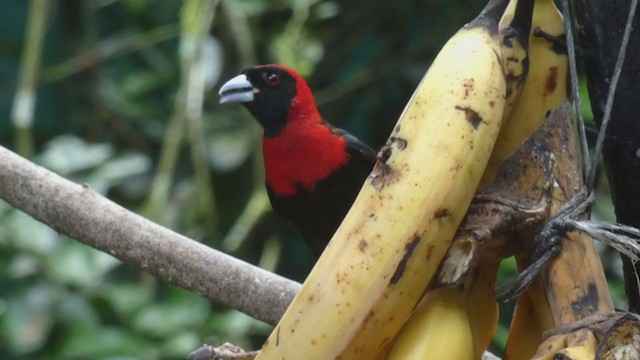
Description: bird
xmin=219 ymin=64 xmax=377 ymax=256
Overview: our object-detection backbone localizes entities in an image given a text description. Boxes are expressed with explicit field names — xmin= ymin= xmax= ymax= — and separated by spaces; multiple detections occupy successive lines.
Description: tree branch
xmin=0 ymin=145 xmax=300 ymax=325
xmin=0 ymin=145 xmax=506 ymax=359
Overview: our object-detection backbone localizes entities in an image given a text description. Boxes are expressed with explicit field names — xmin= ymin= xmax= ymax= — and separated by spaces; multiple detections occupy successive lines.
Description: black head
xmin=219 ymin=65 xmax=303 ymax=137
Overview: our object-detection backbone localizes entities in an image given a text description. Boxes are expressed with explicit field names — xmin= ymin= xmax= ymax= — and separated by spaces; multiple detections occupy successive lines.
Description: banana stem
xmin=528 ymin=103 xmax=613 ymax=325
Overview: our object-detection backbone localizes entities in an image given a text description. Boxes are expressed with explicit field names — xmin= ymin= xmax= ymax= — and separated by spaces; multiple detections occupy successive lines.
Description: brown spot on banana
xmin=545 ymin=66 xmax=558 ymax=95
xmin=389 ymin=236 xmax=421 ymax=285
xmin=369 ymin=137 xmax=407 ymax=190
xmin=360 ymin=310 xmax=375 ymax=330
xmin=434 ymin=208 xmax=450 ymax=219
xmin=358 ymin=239 xmax=369 ymax=253
xmin=455 ymin=105 xmax=483 ymax=129
xmin=493 ymin=48 xmax=504 ymax=73
xmin=335 ymin=271 xmax=349 ymax=285
xmin=425 ymin=244 xmax=435 ymax=260
xmin=463 ymin=78 xmax=475 ymax=98
xmin=571 ymin=283 xmax=601 ymax=317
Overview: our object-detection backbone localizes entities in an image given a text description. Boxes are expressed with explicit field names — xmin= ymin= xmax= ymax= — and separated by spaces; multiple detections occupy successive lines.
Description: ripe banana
xmin=481 ymin=0 xmax=569 ymax=187
xmin=387 ymin=260 xmax=501 ymax=360
xmin=530 ymin=334 xmax=569 ymax=360
xmin=464 ymin=259 xmax=502 ymax=353
xmin=386 ymin=287 xmax=478 ymax=360
xmin=531 ymin=330 xmax=598 ymax=360
xmin=495 ymin=0 xmax=569 ymax=355
xmin=464 ymin=0 xmax=535 ymax=353
xmin=504 ymin=275 xmax=555 ymax=359
xmin=389 ymin=0 xmax=538 ymax=356
xmin=410 ymin=2 xmax=561 ymax=355
xmin=557 ymin=333 xmax=599 ymax=360
xmin=254 ymin=0 xmax=509 ymax=358
xmin=505 ymin=286 xmax=547 ymax=360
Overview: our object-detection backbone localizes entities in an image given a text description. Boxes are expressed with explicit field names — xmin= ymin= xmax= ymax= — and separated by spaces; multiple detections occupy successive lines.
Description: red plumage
xmin=263 ymin=116 xmax=350 ymax=197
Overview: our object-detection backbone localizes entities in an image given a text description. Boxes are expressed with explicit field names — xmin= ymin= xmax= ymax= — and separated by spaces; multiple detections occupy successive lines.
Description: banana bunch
xmin=255 ymin=0 xmax=509 ymax=358
xmin=385 ymin=0 xmax=538 ymax=358
xmin=496 ymin=0 xmax=573 ymax=358
xmin=404 ymin=0 xmax=570 ymax=356
xmin=251 ymin=0 xmax=617 ymax=359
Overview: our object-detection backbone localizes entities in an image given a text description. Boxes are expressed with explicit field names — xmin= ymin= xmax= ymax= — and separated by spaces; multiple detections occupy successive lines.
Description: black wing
xmin=325 ymin=121 xmax=377 ymax=169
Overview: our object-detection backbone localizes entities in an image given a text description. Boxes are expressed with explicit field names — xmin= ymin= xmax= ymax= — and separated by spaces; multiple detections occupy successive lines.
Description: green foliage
xmin=0 ymin=0 xmax=626 ymax=359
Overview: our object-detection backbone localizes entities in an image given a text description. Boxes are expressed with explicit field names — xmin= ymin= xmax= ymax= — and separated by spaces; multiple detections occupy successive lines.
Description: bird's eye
xmin=265 ymin=73 xmax=281 ymax=86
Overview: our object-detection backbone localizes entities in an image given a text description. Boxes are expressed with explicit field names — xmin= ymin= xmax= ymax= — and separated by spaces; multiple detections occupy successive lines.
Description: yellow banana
xmin=463 ymin=0 xmax=535 ymax=353
xmin=493 ymin=0 xmax=568 ymax=355
xmin=254 ymin=0 xmax=509 ymax=358
xmin=498 ymin=0 xmax=535 ymax=122
xmin=532 ymin=330 xmax=598 ymax=360
xmin=505 ymin=290 xmax=544 ymax=360
xmin=504 ymin=280 xmax=554 ymax=359
xmin=530 ymin=334 xmax=569 ymax=360
xmin=387 ymin=287 xmax=477 ymax=360
xmin=394 ymin=1 xmax=537 ymax=356
xmin=388 ymin=262 xmax=501 ymax=360
xmin=465 ymin=259 xmax=502 ymax=353
xmin=481 ymin=0 xmax=569 ymax=187
xmin=360 ymin=1 xmax=536 ymax=357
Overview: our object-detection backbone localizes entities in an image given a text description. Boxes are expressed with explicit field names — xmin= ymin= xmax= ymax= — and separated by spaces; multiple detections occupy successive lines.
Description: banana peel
xmin=596 ymin=314 xmax=640 ymax=359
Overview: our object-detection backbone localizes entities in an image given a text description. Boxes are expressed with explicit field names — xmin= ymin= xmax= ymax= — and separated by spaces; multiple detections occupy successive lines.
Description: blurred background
xmin=0 ymin=0 xmax=624 ymax=358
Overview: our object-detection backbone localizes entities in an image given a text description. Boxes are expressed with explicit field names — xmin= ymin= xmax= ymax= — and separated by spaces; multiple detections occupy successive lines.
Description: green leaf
xmin=1 ymin=283 xmax=59 ymax=354
xmin=87 ymin=152 xmax=152 ymax=193
xmin=5 ymin=210 xmax=60 ymax=254
xmin=207 ymin=126 xmax=256 ymax=172
xmin=55 ymin=325 xmax=153 ymax=359
xmin=206 ymin=310 xmax=272 ymax=349
xmin=37 ymin=135 xmax=115 ymax=175
xmin=132 ymin=288 xmax=209 ymax=337
xmin=43 ymin=240 xmax=120 ymax=287
xmin=160 ymin=331 xmax=201 ymax=358
xmin=56 ymin=294 xmax=100 ymax=327
xmin=101 ymin=283 xmax=154 ymax=320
